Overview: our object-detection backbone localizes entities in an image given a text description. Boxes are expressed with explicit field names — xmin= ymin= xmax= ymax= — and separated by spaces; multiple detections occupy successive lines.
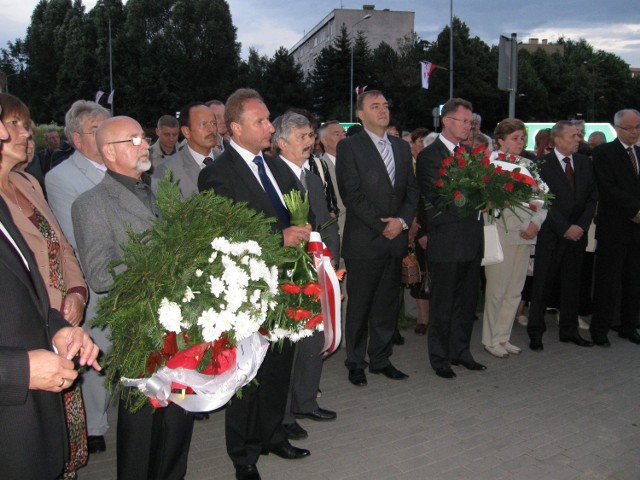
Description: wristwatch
xmin=398 ymin=218 xmax=408 ymax=230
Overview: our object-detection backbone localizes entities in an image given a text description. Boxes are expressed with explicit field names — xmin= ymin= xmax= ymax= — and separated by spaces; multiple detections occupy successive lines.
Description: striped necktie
xmin=379 ymin=139 xmax=395 ymax=185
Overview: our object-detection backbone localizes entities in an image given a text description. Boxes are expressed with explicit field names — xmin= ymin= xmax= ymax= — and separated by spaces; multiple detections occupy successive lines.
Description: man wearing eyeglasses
xmin=155 ymin=102 xmax=219 ymax=198
xmin=45 ymin=99 xmax=113 ymax=455
xmin=71 ymin=116 xmax=194 ymax=480
xmin=590 ymin=109 xmax=640 ymax=347
xmin=416 ymin=98 xmax=485 ymax=379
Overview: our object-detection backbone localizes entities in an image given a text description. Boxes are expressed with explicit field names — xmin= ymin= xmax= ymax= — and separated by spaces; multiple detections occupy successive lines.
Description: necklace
xmin=8 ymin=181 xmax=24 ymax=213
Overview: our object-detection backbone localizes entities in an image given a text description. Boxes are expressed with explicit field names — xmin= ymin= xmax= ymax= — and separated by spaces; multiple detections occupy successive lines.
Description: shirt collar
xmin=438 ymin=134 xmax=458 ymax=155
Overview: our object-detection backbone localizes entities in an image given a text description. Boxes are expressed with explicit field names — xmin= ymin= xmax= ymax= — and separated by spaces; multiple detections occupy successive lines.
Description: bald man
xmin=72 ymin=116 xmax=195 ymax=480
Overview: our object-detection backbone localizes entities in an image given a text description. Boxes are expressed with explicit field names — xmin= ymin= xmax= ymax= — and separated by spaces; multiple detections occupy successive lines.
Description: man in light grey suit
xmin=272 ymin=112 xmax=340 ymax=441
xmin=154 ymin=102 xmax=219 ymax=199
xmin=45 ymin=99 xmax=112 ymax=453
xmin=72 ymin=116 xmax=194 ymax=480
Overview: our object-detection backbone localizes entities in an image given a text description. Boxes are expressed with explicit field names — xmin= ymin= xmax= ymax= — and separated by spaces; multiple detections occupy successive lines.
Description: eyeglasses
xmin=446 ymin=116 xmax=472 ymax=126
xmin=617 ymin=124 xmax=640 ymax=132
xmin=107 ymin=135 xmax=151 ymax=146
xmin=192 ymin=120 xmax=218 ymax=130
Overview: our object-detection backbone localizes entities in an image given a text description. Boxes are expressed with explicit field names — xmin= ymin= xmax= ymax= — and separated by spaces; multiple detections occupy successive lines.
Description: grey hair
xmin=550 ymin=120 xmax=574 ymax=140
xmin=318 ymin=120 xmax=341 ymax=139
xmin=64 ymin=100 xmax=110 ymax=148
xmin=271 ymin=112 xmax=310 ymax=153
xmin=613 ymin=109 xmax=640 ymax=126
xmin=588 ymin=131 xmax=606 ymax=142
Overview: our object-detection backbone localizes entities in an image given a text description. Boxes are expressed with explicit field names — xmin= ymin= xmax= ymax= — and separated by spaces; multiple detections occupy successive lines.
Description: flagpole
xmin=449 ymin=0 xmax=454 ymax=99
xmin=109 ymin=16 xmax=114 ymax=115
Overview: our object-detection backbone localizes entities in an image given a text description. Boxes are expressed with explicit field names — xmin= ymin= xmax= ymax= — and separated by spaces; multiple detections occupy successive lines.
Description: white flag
xmin=107 ymin=90 xmax=115 ymax=105
xmin=420 ymin=61 xmax=437 ymax=89
xmin=95 ymin=90 xmax=105 ymax=103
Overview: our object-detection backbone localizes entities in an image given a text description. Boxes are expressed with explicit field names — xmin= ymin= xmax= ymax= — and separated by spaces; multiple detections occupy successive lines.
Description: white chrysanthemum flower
xmin=208 ymin=275 xmax=225 ymax=297
xmin=221 ymin=256 xmax=250 ymax=289
xmin=158 ymin=298 xmax=184 ymax=333
xmin=240 ymin=255 xmax=250 ymax=265
xmin=182 ymin=286 xmax=199 ymax=303
xmin=211 ymin=237 xmax=232 ymax=253
xmin=249 ymin=258 xmax=270 ymax=282
xmin=197 ymin=308 xmax=223 ymax=342
xmin=233 ymin=311 xmax=259 ymax=341
xmin=208 ymin=251 xmax=218 ymax=263
xmin=244 ymin=240 xmax=262 ymax=256
xmin=249 ymin=289 xmax=261 ymax=307
xmin=225 ymin=286 xmax=247 ymax=314
xmin=195 ymin=269 xmax=203 ymax=278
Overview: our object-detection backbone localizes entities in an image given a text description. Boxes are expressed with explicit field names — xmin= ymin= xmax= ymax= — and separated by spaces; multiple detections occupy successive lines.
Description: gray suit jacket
xmin=45 ymin=150 xmax=106 ymax=249
xmin=154 ymin=147 xmax=202 ymax=199
xmin=321 ymin=153 xmax=345 ymax=237
xmin=71 ymin=174 xmax=157 ymax=293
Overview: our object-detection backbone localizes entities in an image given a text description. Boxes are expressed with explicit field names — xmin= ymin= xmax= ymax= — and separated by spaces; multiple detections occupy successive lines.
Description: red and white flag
xmin=354 ymin=85 xmax=367 ymax=96
xmin=95 ymin=90 xmax=105 ymax=103
xmin=107 ymin=90 xmax=115 ymax=105
xmin=420 ymin=61 xmax=437 ymax=89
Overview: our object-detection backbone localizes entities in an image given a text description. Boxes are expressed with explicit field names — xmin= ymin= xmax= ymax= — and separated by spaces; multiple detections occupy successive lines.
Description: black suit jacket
xmin=537 ymin=152 xmax=597 ymax=246
xmin=336 ymin=129 xmax=419 ymax=259
xmin=416 ymin=137 xmax=483 ymax=263
xmin=198 ymin=146 xmax=312 ymax=233
xmin=0 ymin=196 xmax=70 ymax=479
xmin=592 ymin=140 xmax=640 ymax=243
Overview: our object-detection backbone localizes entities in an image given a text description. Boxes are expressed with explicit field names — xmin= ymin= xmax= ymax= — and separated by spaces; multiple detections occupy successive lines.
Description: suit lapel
xmin=227 ymin=147 xmax=279 ymax=219
xmin=181 ymin=149 xmax=201 ymax=193
xmin=0 ymin=197 xmax=48 ymax=318
xmin=72 ymin=152 xmax=104 ymax=187
xmin=103 ymin=175 xmax=155 ymax=223
xmin=357 ymin=131 xmax=393 ymax=189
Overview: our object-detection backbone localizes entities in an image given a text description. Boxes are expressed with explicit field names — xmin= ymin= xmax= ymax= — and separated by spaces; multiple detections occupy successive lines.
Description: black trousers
xmin=528 ymin=238 xmax=583 ymax=339
xmin=225 ymin=341 xmax=294 ymax=466
xmin=590 ymin=237 xmax=640 ymax=338
xmin=343 ymin=256 xmax=402 ymax=371
xmin=117 ymin=399 xmax=194 ymax=480
xmin=427 ymin=258 xmax=481 ymax=370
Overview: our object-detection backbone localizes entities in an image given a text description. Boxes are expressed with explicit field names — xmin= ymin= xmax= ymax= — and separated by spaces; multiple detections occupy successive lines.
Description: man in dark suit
xmin=0 ymin=107 xmax=101 ymax=478
xmin=415 ymin=98 xmax=485 ymax=379
xmin=590 ymin=109 xmax=640 ymax=346
xmin=336 ymin=90 xmax=419 ymax=387
xmin=72 ymin=116 xmax=194 ymax=480
xmin=155 ymin=102 xmax=219 ymax=198
xmin=527 ymin=120 xmax=598 ymax=351
xmin=198 ymin=89 xmax=312 ymax=480
xmin=271 ymin=112 xmax=339 ymax=441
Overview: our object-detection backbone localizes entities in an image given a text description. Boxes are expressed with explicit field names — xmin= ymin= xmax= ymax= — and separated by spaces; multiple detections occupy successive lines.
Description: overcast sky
xmin=2 ymin=0 xmax=640 ymax=67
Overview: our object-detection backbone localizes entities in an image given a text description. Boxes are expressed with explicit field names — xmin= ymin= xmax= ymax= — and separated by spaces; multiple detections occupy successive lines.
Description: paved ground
xmin=79 ymin=307 xmax=640 ymax=480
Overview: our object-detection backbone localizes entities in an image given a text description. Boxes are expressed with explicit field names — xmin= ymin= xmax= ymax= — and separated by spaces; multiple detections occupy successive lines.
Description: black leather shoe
xmin=450 ymin=360 xmax=487 ymax=370
xmin=87 ymin=435 xmax=106 ymax=454
xmin=392 ymin=331 xmax=405 ymax=345
xmin=369 ymin=364 xmax=409 ymax=380
xmin=348 ymin=368 xmax=367 ymax=386
xmin=593 ymin=336 xmax=611 ymax=347
xmin=235 ymin=464 xmax=261 ymax=480
xmin=619 ymin=330 xmax=640 ymax=344
xmin=559 ymin=333 xmax=593 ymax=347
xmin=435 ymin=367 xmax=456 ymax=379
xmin=529 ymin=338 xmax=544 ymax=351
xmin=294 ymin=407 xmax=337 ymax=421
xmin=283 ymin=422 xmax=308 ymax=440
xmin=263 ymin=442 xmax=310 ymax=459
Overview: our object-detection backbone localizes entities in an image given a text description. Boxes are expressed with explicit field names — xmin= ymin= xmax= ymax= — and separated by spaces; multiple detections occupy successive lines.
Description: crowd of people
xmin=1 ymin=88 xmax=639 ymax=480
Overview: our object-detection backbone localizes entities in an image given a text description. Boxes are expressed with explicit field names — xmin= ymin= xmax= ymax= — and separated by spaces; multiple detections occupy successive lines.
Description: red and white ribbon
xmin=307 ymin=232 xmax=342 ymax=355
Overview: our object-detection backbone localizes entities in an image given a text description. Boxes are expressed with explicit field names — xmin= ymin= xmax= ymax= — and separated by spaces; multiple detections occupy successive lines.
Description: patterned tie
xmin=300 ymin=168 xmax=309 ymax=191
xmin=252 ymin=156 xmax=290 ymax=227
xmin=563 ymin=157 xmax=575 ymax=189
xmin=379 ymin=139 xmax=395 ymax=185
xmin=627 ymin=147 xmax=638 ymax=175
xmin=203 ymin=156 xmax=214 ymax=166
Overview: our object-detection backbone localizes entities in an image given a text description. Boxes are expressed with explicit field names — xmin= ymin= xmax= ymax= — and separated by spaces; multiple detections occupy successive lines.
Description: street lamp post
xmin=349 ymin=14 xmax=371 ymax=122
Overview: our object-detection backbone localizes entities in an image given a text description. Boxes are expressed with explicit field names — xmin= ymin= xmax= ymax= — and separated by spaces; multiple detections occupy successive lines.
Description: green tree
xmin=261 ymin=47 xmax=311 ymax=117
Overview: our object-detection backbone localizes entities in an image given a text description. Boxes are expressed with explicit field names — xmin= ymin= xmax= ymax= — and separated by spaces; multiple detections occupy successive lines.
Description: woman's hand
xmin=61 ymin=293 xmax=85 ymax=326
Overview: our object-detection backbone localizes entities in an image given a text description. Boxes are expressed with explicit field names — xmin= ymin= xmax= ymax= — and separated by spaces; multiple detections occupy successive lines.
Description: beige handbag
xmin=401 ymin=245 xmax=422 ymax=286
xmin=481 ymin=223 xmax=504 ymax=266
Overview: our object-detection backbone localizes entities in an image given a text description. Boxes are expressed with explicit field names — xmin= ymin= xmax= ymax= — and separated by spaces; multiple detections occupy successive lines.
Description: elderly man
xmin=38 ymin=128 xmax=61 ymax=172
xmin=155 ymin=102 xmax=218 ymax=198
xmin=527 ymin=121 xmax=597 ymax=351
xmin=199 ymin=89 xmax=312 ymax=480
xmin=45 ymin=99 xmax=112 ymax=453
xmin=149 ymin=114 xmax=180 ymax=168
xmin=206 ymin=99 xmax=230 ymax=149
xmin=271 ymin=112 xmax=339 ymax=441
xmin=336 ymin=90 xmax=419 ymax=386
xmin=72 ymin=116 xmax=194 ymax=480
xmin=587 ymin=131 xmax=607 ymax=151
xmin=416 ymin=98 xmax=484 ymax=379
xmin=0 ymin=103 xmax=101 ymax=479
xmin=317 ymin=120 xmax=345 ymax=227
xmin=590 ymin=109 xmax=640 ymax=346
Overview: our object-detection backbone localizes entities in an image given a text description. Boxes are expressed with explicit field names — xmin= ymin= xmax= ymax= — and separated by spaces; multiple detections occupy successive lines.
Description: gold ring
xmin=59 ymin=378 xmax=66 ymax=388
